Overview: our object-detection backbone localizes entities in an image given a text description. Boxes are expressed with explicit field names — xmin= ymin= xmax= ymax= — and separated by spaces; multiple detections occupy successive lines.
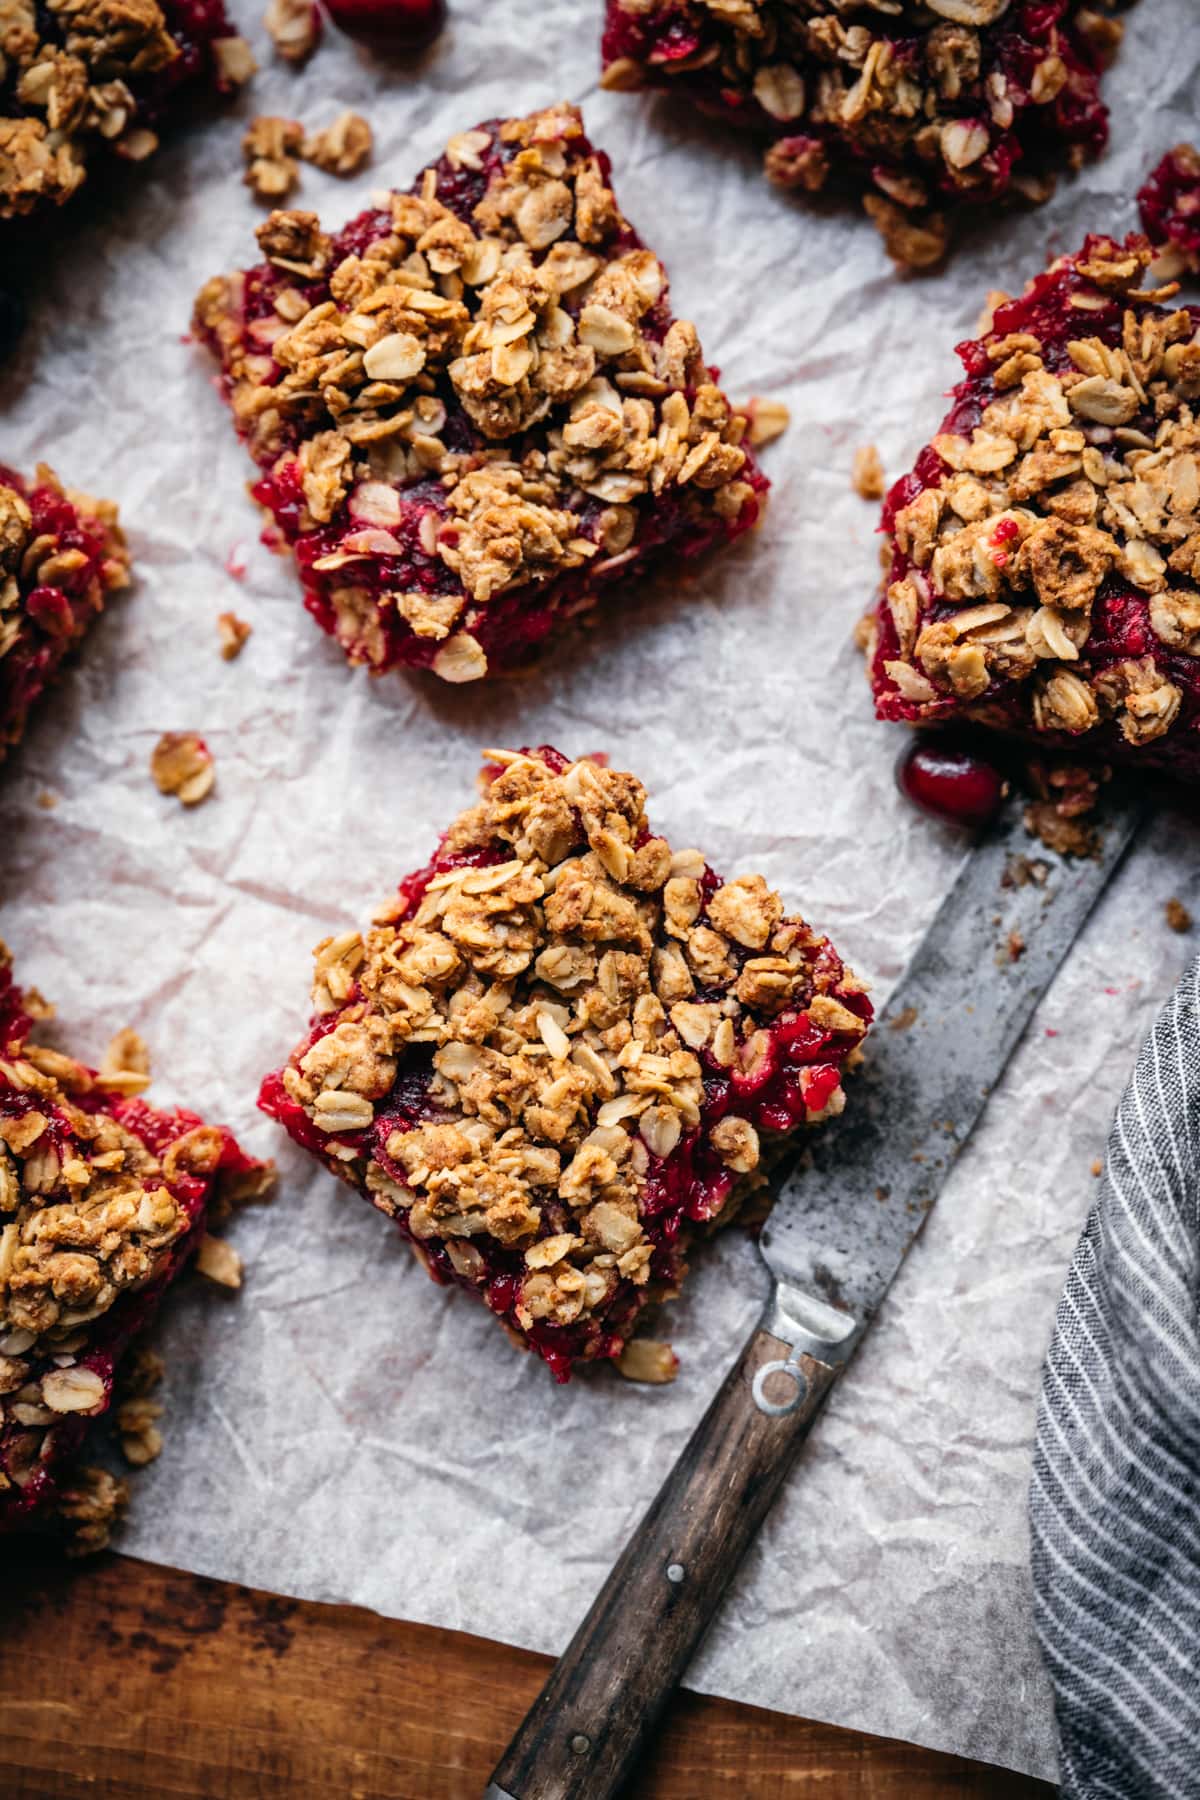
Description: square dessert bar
xmin=193 ymin=103 xmax=767 ymax=684
xmin=1 ymin=0 xmax=252 ymax=224
xmin=0 ymin=943 xmax=271 ymax=1543
xmin=260 ymin=748 xmax=871 ymax=1381
xmin=864 ymin=235 xmax=1200 ymax=779
xmin=601 ymin=0 xmax=1124 ymax=268
xmin=0 ymin=463 xmax=129 ymax=761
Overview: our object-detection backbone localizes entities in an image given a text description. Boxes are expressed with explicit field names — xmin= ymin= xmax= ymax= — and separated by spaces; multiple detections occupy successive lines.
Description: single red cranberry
xmin=896 ymin=738 xmax=1007 ymax=831
xmin=321 ymin=0 xmax=445 ymax=52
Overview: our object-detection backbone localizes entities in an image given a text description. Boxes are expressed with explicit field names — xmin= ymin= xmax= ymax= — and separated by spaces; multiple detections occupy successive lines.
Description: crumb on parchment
xmin=218 ymin=612 xmax=252 ymax=659
xmin=852 ymin=444 xmax=885 ymax=501
xmin=1166 ymin=897 xmax=1194 ymax=933
xmin=151 ymin=732 xmax=215 ymax=806
xmin=743 ymin=397 xmax=790 ymax=449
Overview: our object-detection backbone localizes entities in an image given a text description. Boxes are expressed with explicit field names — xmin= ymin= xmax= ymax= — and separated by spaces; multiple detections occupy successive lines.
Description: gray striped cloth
xmin=1030 ymin=956 xmax=1200 ymax=1800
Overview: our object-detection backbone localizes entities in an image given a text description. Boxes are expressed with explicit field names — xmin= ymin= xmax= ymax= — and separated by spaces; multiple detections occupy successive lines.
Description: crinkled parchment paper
xmin=3 ymin=1 xmax=1200 ymax=1778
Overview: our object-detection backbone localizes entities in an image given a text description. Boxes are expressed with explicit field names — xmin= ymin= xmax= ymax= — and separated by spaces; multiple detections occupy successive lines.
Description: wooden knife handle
xmin=485 ymin=1322 xmax=841 ymax=1800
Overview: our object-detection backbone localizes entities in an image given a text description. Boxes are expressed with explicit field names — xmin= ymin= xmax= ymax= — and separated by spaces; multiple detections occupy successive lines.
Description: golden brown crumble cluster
xmin=278 ymin=752 xmax=868 ymax=1346
xmin=602 ymin=0 xmax=1124 ymax=268
xmin=873 ymin=239 xmax=1200 ymax=755
xmin=194 ymin=105 xmax=758 ymax=677
xmin=0 ymin=0 xmax=254 ymax=221
xmin=242 ymin=109 xmax=372 ymax=201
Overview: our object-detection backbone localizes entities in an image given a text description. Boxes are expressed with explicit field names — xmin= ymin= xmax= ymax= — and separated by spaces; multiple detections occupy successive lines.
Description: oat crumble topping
xmin=0 ymin=0 xmax=253 ymax=224
xmin=0 ymin=941 xmax=272 ymax=1540
xmin=601 ymin=0 xmax=1125 ymax=266
xmin=193 ymin=103 xmax=768 ymax=683
xmin=0 ymin=461 xmax=129 ymax=762
xmin=865 ymin=233 xmax=1200 ymax=778
xmin=260 ymin=746 xmax=870 ymax=1380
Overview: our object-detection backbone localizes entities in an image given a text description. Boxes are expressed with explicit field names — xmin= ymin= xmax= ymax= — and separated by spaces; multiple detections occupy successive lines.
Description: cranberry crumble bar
xmin=0 ymin=0 xmax=254 ymax=226
xmin=601 ymin=1 xmax=1125 ymax=268
xmin=864 ymin=234 xmax=1200 ymax=778
xmin=260 ymin=747 xmax=871 ymax=1380
xmin=0 ymin=943 xmax=272 ymax=1542
xmin=1 ymin=463 xmax=129 ymax=762
xmin=192 ymin=103 xmax=767 ymax=684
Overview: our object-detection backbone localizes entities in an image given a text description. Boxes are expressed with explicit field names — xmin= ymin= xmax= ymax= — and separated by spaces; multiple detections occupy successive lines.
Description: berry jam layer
xmin=1 ymin=0 xmax=254 ymax=225
xmin=0 ymin=942 xmax=272 ymax=1541
xmin=864 ymin=234 xmax=1200 ymax=781
xmin=1139 ymin=143 xmax=1200 ymax=276
xmin=260 ymin=748 xmax=871 ymax=1382
xmin=0 ymin=463 xmax=130 ymax=762
xmin=602 ymin=0 xmax=1124 ymax=268
xmin=193 ymin=103 xmax=767 ymax=685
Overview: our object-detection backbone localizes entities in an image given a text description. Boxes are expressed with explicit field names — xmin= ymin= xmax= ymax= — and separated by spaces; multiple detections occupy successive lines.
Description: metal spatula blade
xmin=487 ymin=782 xmax=1146 ymax=1800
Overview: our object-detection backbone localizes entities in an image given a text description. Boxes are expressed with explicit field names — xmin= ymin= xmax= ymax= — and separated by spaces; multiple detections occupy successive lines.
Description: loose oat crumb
xmin=1166 ymin=897 xmax=1194 ymax=933
xmin=117 ymin=1395 xmax=164 ymax=1466
xmin=218 ymin=612 xmax=252 ymax=659
xmin=616 ymin=1339 xmax=679 ymax=1384
xmin=1091 ymin=1157 xmax=1104 ymax=1177
xmin=151 ymin=732 xmax=216 ymax=807
xmin=195 ymin=1233 xmax=243 ymax=1289
xmin=57 ymin=1466 xmax=130 ymax=1558
xmin=302 ymin=112 xmax=373 ymax=179
xmin=264 ymin=0 xmax=322 ymax=62
xmin=213 ymin=36 xmax=258 ymax=87
xmin=1007 ymin=929 xmax=1026 ymax=962
xmin=243 ymin=116 xmax=304 ymax=201
xmin=852 ymin=444 xmax=885 ymax=502
xmin=36 ymin=790 xmax=57 ymax=810
xmin=743 ymin=397 xmax=790 ymax=449
xmin=863 ymin=194 xmax=948 ymax=271
xmin=1024 ymin=802 xmax=1098 ymax=860
xmin=99 ymin=1026 xmax=152 ymax=1097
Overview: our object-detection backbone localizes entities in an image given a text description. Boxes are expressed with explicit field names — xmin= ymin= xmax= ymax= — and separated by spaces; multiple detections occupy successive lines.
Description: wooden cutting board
xmin=0 ymin=1549 xmax=1053 ymax=1798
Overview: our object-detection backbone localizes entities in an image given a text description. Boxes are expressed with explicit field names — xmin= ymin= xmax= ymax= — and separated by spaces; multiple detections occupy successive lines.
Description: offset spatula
xmin=486 ymin=781 xmax=1146 ymax=1800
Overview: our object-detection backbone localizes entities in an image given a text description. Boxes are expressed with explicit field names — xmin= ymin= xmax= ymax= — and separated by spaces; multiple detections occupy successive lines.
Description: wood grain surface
xmin=0 ymin=1549 xmax=1054 ymax=1800
xmin=492 ymin=1331 xmax=843 ymax=1800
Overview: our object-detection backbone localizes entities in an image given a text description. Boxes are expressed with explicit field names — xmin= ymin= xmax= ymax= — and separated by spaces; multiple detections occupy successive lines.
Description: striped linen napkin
xmin=1030 ymin=956 xmax=1200 ymax=1799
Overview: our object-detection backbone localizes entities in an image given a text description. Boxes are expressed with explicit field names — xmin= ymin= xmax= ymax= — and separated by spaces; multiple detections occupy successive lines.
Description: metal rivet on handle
xmin=751 ymin=1348 xmax=808 ymax=1417
xmin=666 ymin=1562 xmax=685 ymax=1584
xmin=569 ymin=1735 xmax=591 ymax=1756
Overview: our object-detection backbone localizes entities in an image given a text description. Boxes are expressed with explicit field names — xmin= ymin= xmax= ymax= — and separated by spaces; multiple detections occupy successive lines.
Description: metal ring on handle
xmin=751 ymin=1345 xmax=808 ymax=1416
